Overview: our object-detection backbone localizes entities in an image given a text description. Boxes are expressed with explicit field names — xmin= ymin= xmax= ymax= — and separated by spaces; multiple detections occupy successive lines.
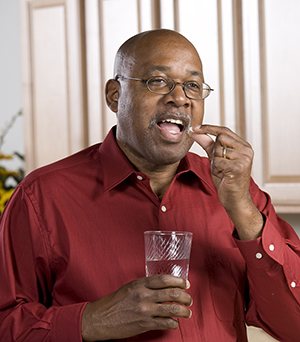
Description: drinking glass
xmin=144 ymin=231 xmax=193 ymax=279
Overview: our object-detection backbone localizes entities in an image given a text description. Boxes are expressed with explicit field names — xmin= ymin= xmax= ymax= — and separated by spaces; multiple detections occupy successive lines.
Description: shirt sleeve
xmin=234 ymin=181 xmax=300 ymax=342
xmin=0 ymin=185 xmax=87 ymax=342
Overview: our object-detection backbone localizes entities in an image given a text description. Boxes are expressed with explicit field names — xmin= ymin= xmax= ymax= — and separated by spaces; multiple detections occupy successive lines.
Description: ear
xmin=105 ymin=79 xmax=120 ymax=113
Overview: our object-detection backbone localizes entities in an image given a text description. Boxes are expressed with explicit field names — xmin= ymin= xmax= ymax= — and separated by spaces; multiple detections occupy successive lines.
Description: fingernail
xmin=189 ymin=127 xmax=195 ymax=133
xmin=186 ymin=279 xmax=191 ymax=289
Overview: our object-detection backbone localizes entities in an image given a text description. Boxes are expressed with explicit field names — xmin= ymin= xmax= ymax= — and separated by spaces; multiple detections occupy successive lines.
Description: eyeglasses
xmin=115 ymin=75 xmax=214 ymax=100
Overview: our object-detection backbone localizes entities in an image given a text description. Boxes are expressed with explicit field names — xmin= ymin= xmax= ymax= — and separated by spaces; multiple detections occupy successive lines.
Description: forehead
xmin=146 ymin=64 xmax=203 ymax=80
xmin=129 ymin=34 xmax=203 ymax=79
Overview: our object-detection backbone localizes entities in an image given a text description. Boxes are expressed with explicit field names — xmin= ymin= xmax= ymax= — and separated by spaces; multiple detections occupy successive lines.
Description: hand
xmin=191 ymin=125 xmax=253 ymax=207
xmin=191 ymin=125 xmax=264 ymax=239
xmin=81 ymin=275 xmax=192 ymax=341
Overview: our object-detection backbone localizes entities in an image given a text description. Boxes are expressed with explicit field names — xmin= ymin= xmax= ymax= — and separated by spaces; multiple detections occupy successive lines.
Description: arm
xmin=236 ymin=187 xmax=300 ymax=341
xmin=0 ymin=186 xmax=192 ymax=341
xmin=192 ymin=125 xmax=300 ymax=340
xmin=0 ymin=186 xmax=86 ymax=342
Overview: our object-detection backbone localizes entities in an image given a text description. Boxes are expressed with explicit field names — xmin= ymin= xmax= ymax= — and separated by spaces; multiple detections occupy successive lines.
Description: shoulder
xmin=22 ymin=143 xmax=102 ymax=187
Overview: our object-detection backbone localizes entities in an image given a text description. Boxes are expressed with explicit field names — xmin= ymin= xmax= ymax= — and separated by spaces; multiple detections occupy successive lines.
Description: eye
xmin=186 ymin=81 xmax=201 ymax=91
xmin=147 ymin=76 xmax=169 ymax=88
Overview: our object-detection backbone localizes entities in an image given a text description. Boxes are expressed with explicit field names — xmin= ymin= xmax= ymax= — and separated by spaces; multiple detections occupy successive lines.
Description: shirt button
xmin=256 ymin=252 xmax=263 ymax=259
xmin=269 ymin=244 xmax=275 ymax=251
xmin=137 ymin=175 xmax=143 ymax=180
xmin=161 ymin=205 xmax=167 ymax=212
xmin=291 ymin=281 xmax=296 ymax=288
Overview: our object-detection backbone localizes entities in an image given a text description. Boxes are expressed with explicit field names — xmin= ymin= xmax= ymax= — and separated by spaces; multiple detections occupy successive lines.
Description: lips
xmin=158 ymin=118 xmax=184 ymax=134
xmin=156 ymin=113 xmax=190 ymax=141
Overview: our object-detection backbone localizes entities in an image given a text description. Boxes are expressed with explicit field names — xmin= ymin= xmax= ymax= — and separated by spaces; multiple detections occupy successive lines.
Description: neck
xmin=147 ymin=163 xmax=179 ymax=198
xmin=118 ymin=142 xmax=180 ymax=198
xmin=135 ymin=159 xmax=180 ymax=198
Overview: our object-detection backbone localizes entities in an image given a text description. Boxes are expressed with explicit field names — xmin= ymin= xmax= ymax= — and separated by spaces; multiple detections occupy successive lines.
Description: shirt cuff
xmin=51 ymin=302 xmax=88 ymax=342
xmin=234 ymin=217 xmax=286 ymax=269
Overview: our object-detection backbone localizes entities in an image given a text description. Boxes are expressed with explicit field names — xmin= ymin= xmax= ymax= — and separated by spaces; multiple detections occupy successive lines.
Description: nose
xmin=163 ymin=83 xmax=190 ymax=108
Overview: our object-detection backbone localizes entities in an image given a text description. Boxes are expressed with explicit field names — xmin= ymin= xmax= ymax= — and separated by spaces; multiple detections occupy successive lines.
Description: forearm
xmin=226 ymin=198 xmax=265 ymax=241
xmin=246 ymin=262 xmax=300 ymax=341
xmin=236 ymin=219 xmax=300 ymax=341
xmin=0 ymin=302 xmax=86 ymax=342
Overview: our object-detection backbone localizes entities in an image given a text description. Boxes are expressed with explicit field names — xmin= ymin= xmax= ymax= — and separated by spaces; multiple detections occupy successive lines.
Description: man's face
xmin=114 ymin=34 xmax=205 ymax=168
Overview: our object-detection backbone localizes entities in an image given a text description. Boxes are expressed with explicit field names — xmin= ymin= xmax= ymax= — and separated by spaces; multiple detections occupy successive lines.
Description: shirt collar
xmin=99 ymin=127 xmax=136 ymax=192
xmin=99 ymin=126 xmax=216 ymax=193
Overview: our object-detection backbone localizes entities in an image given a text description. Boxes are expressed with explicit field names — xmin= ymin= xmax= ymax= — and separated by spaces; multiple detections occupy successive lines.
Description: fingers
xmin=191 ymin=124 xmax=252 ymax=162
xmin=138 ymin=316 xmax=180 ymax=332
xmin=191 ymin=124 xmax=255 ymax=213
xmin=144 ymin=274 xmax=190 ymax=290
xmin=155 ymin=302 xmax=192 ymax=318
xmin=193 ymin=124 xmax=248 ymax=145
xmin=150 ymin=286 xmax=193 ymax=307
xmin=138 ymin=275 xmax=192 ymax=307
xmin=82 ymin=276 xmax=193 ymax=341
xmin=135 ymin=276 xmax=193 ymax=317
xmin=214 ymin=145 xmax=248 ymax=161
xmin=137 ymin=299 xmax=192 ymax=321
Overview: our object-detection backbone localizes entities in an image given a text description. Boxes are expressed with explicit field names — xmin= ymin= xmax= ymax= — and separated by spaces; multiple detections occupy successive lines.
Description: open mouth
xmin=157 ymin=118 xmax=185 ymax=135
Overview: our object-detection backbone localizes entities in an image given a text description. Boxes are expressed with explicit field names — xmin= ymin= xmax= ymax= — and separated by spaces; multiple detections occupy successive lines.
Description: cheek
xmin=120 ymin=94 xmax=157 ymax=125
xmin=193 ymin=102 xmax=205 ymax=124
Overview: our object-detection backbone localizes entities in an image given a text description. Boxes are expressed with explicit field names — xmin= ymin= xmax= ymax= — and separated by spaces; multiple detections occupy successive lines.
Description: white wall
xmin=0 ymin=0 xmax=23 ymax=171
xmin=0 ymin=0 xmax=299 ymax=234
xmin=279 ymin=213 xmax=300 ymax=236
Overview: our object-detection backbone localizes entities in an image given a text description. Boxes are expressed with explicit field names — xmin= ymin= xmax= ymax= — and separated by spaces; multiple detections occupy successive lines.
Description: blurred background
xmin=0 ymin=1 xmax=299 ymax=340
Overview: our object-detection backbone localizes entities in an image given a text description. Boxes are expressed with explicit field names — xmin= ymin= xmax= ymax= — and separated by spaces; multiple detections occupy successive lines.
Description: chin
xmin=151 ymin=149 xmax=189 ymax=166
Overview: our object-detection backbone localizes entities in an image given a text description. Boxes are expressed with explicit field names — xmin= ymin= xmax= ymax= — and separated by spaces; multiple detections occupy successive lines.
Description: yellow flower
xmin=0 ymin=168 xmax=20 ymax=177
xmin=0 ymin=188 xmax=15 ymax=214
xmin=0 ymin=153 xmax=13 ymax=160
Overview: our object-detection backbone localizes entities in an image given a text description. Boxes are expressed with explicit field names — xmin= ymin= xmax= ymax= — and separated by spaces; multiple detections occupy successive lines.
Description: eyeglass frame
xmin=115 ymin=75 xmax=214 ymax=100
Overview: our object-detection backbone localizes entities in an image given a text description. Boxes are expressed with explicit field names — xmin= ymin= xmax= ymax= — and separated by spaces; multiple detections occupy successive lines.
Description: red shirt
xmin=1 ymin=127 xmax=300 ymax=341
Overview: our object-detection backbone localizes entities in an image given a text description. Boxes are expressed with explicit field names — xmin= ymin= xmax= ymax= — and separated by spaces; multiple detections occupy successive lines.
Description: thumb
xmin=191 ymin=132 xmax=214 ymax=161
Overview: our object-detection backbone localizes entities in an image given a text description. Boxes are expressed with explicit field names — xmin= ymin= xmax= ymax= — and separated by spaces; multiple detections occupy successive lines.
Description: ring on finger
xmin=222 ymin=146 xmax=227 ymax=159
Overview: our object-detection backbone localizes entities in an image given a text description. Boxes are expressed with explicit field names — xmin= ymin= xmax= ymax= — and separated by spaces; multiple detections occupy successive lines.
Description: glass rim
xmin=144 ymin=231 xmax=192 ymax=236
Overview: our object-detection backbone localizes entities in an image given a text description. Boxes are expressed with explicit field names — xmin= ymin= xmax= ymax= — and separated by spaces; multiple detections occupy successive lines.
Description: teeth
xmin=161 ymin=119 xmax=183 ymax=125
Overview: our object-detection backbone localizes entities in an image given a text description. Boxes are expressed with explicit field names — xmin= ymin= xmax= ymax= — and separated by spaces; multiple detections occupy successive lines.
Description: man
xmin=0 ymin=29 xmax=300 ymax=342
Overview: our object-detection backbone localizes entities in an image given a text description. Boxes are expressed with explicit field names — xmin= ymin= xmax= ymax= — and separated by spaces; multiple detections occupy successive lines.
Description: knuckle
xmin=157 ymin=303 xmax=181 ymax=317
xmin=153 ymin=317 xmax=179 ymax=330
xmin=137 ymin=319 xmax=156 ymax=331
xmin=136 ymin=289 xmax=150 ymax=301
xmin=222 ymin=126 xmax=231 ymax=133
xmin=158 ymin=273 xmax=171 ymax=285
xmin=135 ymin=302 xmax=149 ymax=316
xmin=156 ymin=304 xmax=166 ymax=315
xmin=169 ymin=304 xmax=181 ymax=316
xmin=248 ymin=149 xmax=254 ymax=160
xmin=164 ymin=318 xmax=179 ymax=330
xmin=218 ymin=127 xmax=231 ymax=138
xmin=169 ymin=288 xmax=181 ymax=300
xmin=234 ymin=161 xmax=245 ymax=173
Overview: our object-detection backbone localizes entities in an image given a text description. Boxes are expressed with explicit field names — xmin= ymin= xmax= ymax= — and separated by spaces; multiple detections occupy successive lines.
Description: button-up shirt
xmin=1 ymin=127 xmax=300 ymax=341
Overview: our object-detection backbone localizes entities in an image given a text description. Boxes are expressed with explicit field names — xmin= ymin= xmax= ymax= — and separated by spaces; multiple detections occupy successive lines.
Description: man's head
xmin=106 ymin=29 xmax=207 ymax=170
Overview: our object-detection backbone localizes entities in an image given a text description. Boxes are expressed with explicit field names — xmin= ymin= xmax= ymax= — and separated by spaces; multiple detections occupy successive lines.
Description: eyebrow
xmin=147 ymin=65 xmax=204 ymax=80
xmin=148 ymin=65 xmax=171 ymax=73
xmin=190 ymin=70 xmax=204 ymax=79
